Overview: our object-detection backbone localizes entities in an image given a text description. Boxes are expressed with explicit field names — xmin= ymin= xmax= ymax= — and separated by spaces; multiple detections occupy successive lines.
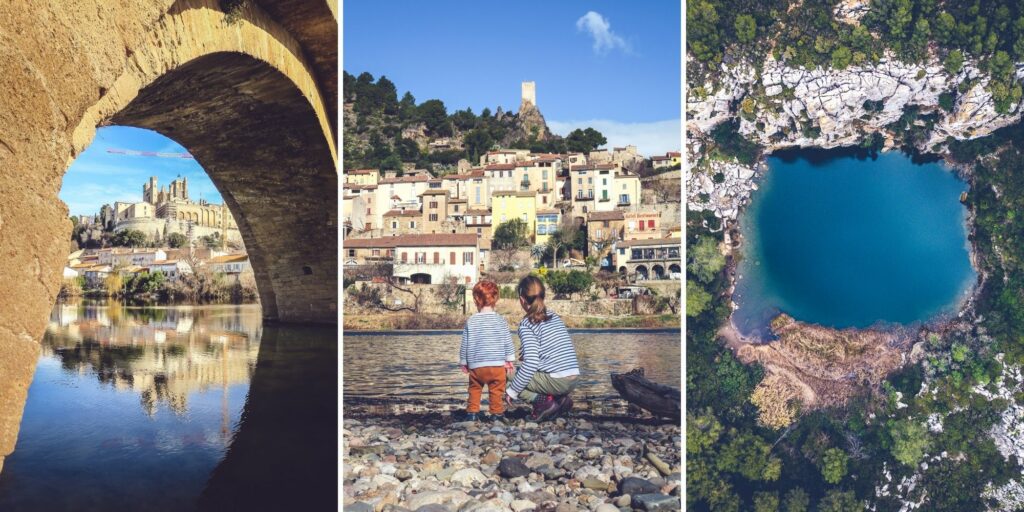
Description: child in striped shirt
xmin=459 ymin=280 xmax=515 ymax=421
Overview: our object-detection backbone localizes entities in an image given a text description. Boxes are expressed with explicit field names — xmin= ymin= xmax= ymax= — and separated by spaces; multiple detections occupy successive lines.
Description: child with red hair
xmin=458 ymin=280 xmax=515 ymax=421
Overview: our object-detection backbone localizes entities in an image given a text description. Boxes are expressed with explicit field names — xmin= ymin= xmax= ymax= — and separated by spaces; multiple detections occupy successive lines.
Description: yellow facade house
xmin=346 ymin=169 xmax=380 ymax=186
xmin=491 ymin=190 xmax=537 ymax=242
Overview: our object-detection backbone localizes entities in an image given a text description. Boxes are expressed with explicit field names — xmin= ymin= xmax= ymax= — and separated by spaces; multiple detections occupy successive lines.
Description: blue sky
xmin=343 ymin=1 xmax=681 ymax=156
xmin=60 ymin=126 xmax=222 ymax=216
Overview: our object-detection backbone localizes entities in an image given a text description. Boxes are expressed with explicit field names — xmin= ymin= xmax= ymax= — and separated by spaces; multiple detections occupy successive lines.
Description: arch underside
xmin=0 ymin=0 xmax=337 ymax=472
xmin=111 ymin=52 xmax=337 ymax=323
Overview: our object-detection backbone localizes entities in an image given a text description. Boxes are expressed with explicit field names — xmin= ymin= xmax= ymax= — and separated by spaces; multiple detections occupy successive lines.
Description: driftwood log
xmin=610 ymin=368 xmax=681 ymax=421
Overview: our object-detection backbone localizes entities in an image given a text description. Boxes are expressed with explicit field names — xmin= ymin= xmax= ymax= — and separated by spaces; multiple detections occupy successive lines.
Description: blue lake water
xmin=733 ymin=150 xmax=977 ymax=336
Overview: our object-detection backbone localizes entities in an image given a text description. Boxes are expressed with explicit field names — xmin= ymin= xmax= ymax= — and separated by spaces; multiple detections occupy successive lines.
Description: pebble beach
xmin=343 ymin=409 xmax=682 ymax=512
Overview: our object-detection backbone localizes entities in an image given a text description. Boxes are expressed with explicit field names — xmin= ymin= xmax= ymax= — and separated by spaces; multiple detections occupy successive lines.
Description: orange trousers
xmin=467 ymin=366 xmax=506 ymax=414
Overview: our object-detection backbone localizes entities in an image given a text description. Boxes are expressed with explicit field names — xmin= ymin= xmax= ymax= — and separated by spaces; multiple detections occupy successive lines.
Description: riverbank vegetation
xmin=61 ymin=269 xmax=258 ymax=305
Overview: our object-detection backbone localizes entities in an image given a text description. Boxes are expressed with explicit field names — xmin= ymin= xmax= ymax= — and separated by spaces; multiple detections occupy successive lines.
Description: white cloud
xmin=548 ymin=118 xmax=680 ymax=157
xmin=576 ymin=11 xmax=630 ymax=54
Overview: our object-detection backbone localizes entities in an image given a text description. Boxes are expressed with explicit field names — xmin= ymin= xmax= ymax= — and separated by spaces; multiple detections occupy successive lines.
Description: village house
xmin=651 ymin=151 xmax=681 ymax=169
xmin=393 ymin=233 xmax=481 ymax=285
xmin=420 ymin=189 xmax=450 ymax=234
xmin=484 ymin=163 xmax=517 ymax=198
xmin=568 ymin=164 xmax=619 ymax=220
xmin=480 ymin=149 xmax=530 ymax=166
xmin=612 ymin=145 xmax=642 ymax=168
xmin=516 ymin=157 xmax=560 ymax=208
xmin=343 ymin=183 xmax=377 ymax=233
xmin=614 ymin=170 xmax=642 ymax=210
xmin=465 ymin=170 xmax=489 ymax=210
xmin=587 ymin=148 xmax=612 ymax=165
xmin=535 ymin=208 xmax=561 ymax=246
xmin=614 ymin=237 xmax=681 ymax=281
xmin=148 ymin=260 xmax=193 ymax=282
xmin=624 ymin=211 xmax=663 ymax=240
xmin=373 ymin=174 xmax=430 ymax=229
xmin=382 ymin=210 xmax=420 ymax=236
xmin=96 ymin=248 xmax=168 ymax=267
xmin=343 ymin=237 xmax=398 ymax=267
xmin=83 ymin=264 xmax=113 ymax=287
xmin=447 ymin=198 xmax=467 ymax=226
xmin=566 ymin=153 xmax=587 ymax=168
xmin=586 ymin=210 xmax=626 ymax=264
xmin=465 ymin=208 xmax=493 ymax=243
xmin=205 ymin=254 xmax=252 ymax=281
xmin=441 ymin=173 xmax=469 ymax=200
xmin=491 ymin=190 xmax=537 ymax=240
xmin=345 ymin=169 xmax=380 ymax=186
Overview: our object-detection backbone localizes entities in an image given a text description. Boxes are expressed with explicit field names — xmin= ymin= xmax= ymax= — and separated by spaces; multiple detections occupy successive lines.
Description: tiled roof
xmin=383 ymin=209 xmax=420 ymax=217
xmin=570 ymin=164 xmax=616 ymax=171
xmin=617 ymin=237 xmax=681 ymax=248
xmin=392 ymin=233 xmax=478 ymax=247
xmin=207 ymin=254 xmax=249 ymax=263
xmin=379 ymin=175 xmax=430 ymax=184
xmin=588 ymin=210 xmax=625 ymax=221
xmin=485 ymin=164 xmax=517 ymax=171
xmin=344 ymin=237 xmax=401 ymax=249
xmin=494 ymin=190 xmax=536 ymax=197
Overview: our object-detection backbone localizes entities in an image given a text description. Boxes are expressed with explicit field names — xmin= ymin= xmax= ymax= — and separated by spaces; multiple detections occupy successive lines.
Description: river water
xmin=0 ymin=301 xmax=337 ymax=511
xmin=343 ymin=330 xmax=681 ymax=416
xmin=733 ymin=150 xmax=977 ymax=337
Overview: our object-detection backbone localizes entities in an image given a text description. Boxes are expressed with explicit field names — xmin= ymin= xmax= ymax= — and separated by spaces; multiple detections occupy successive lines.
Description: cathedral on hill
xmin=112 ymin=176 xmax=242 ymax=246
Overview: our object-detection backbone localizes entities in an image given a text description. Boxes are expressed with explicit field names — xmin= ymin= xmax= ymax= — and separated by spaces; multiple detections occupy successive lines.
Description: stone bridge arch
xmin=0 ymin=0 xmax=337 ymax=472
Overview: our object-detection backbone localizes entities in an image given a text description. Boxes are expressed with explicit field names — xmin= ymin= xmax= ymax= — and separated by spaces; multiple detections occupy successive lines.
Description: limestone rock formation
xmin=736 ymin=314 xmax=906 ymax=410
xmin=686 ymin=51 xmax=1024 ymax=222
xmin=513 ymin=99 xmax=553 ymax=142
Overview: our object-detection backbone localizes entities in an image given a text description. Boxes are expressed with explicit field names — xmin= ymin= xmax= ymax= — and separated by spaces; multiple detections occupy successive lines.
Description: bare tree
xmin=491 ymin=247 xmax=521 ymax=272
xmin=434 ymin=274 xmax=466 ymax=312
xmin=347 ymin=260 xmax=423 ymax=313
xmin=546 ymin=216 xmax=580 ymax=269
xmin=595 ymin=270 xmax=625 ymax=297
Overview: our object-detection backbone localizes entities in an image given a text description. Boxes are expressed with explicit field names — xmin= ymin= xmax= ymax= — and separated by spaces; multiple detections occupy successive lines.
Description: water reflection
xmin=0 ymin=301 xmax=337 ymax=511
xmin=46 ymin=301 xmax=261 ymax=418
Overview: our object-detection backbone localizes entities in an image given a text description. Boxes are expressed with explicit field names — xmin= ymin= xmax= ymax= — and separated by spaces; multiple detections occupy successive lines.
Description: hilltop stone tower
xmin=143 ymin=176 xmax=158 ymax=204
xmin=521 ymin=81 xmax=536 ymax=108
xmin=515 ymin=80 xmax=550 ymax=141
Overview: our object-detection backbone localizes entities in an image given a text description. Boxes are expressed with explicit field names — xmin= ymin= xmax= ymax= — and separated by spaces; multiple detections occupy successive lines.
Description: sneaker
xmin=555 ymin=395 xmax=573 ymax=416
xmin=482 ymin=413 xmax=506 ymax=424
xmin=462 ymin=412 xmax=480 ymax=421
xmin=530 ymin=395 xmax=559 ymax=422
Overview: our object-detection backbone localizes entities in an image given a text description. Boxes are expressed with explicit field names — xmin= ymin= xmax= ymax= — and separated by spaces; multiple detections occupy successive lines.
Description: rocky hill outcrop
xmin=687 ymin=52 xmax=1024 ymax=222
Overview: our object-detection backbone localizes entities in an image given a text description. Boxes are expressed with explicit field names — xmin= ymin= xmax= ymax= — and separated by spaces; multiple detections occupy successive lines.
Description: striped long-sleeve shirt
xmin=459 ymin=311 xmax=515 ymax=369
xmin=507 ymin=310 xmax=580 ymax=398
